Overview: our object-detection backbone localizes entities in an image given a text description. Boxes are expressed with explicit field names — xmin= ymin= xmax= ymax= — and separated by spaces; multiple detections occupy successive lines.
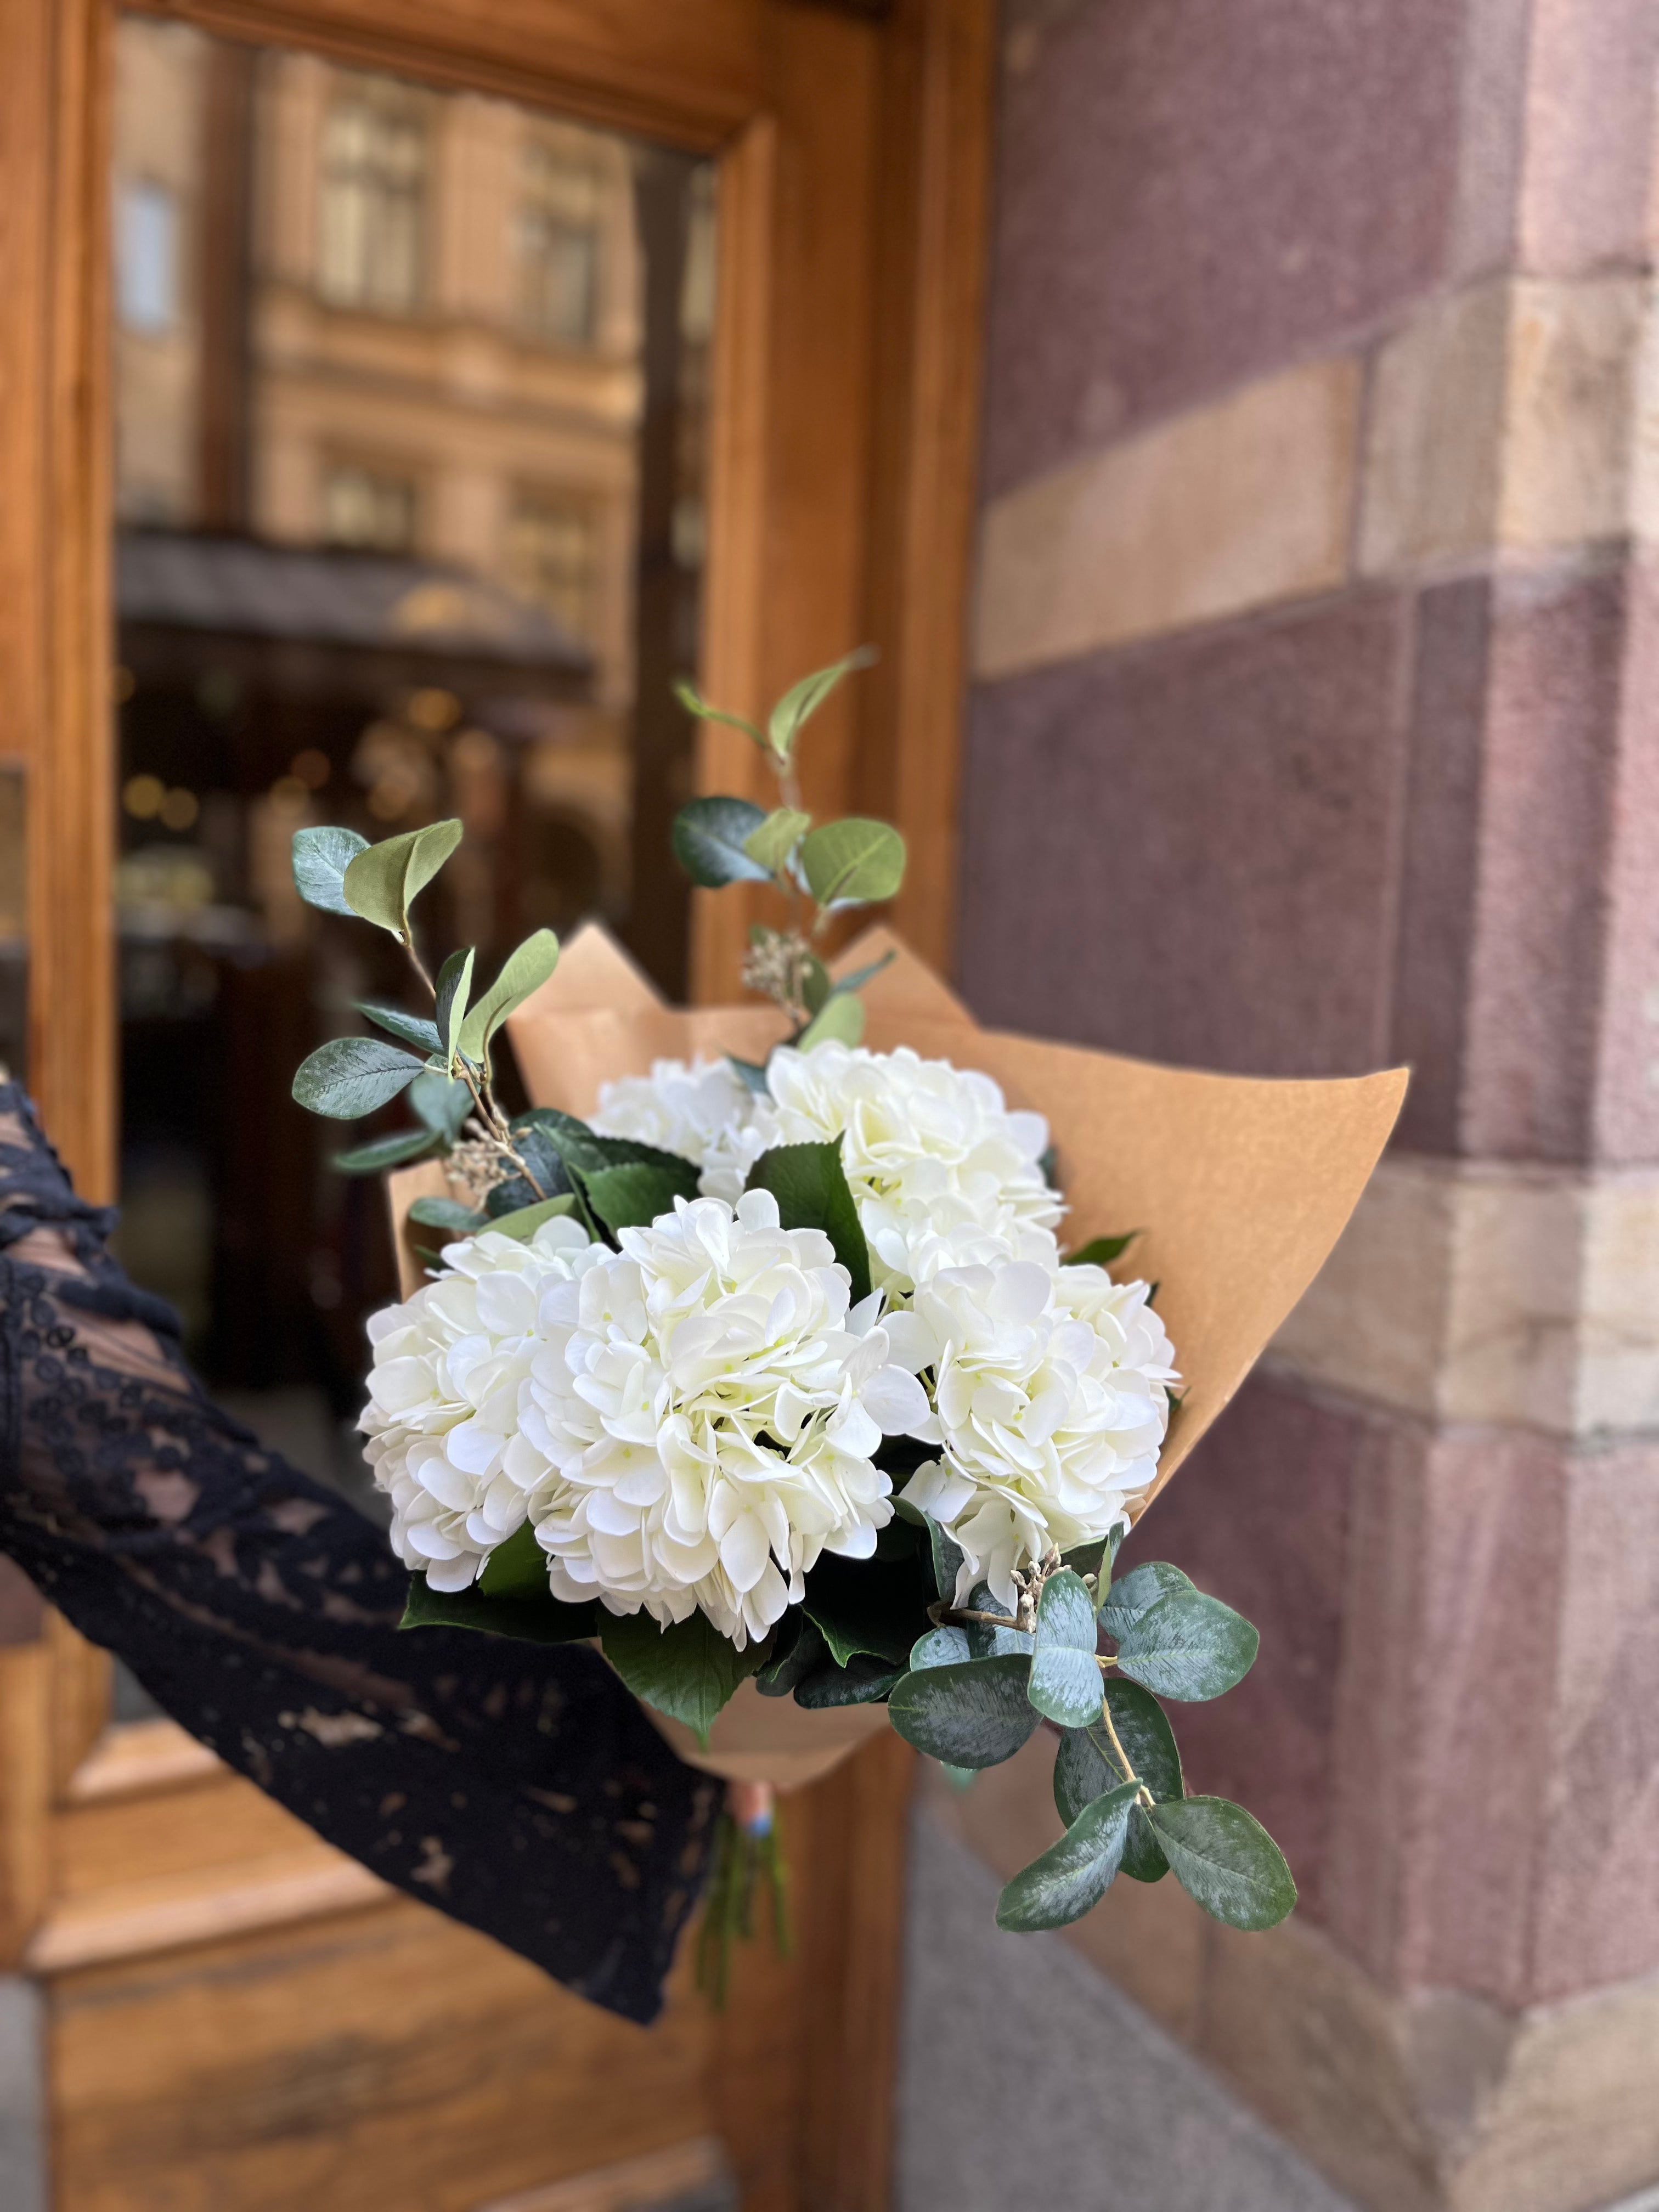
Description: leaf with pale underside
xmin=341 ymin=819 xmax=462 ymax=937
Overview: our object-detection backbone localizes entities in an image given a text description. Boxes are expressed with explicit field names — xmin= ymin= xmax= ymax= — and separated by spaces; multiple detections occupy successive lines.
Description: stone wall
xmin=951 ymin=4 xmax=1659 ymax=2207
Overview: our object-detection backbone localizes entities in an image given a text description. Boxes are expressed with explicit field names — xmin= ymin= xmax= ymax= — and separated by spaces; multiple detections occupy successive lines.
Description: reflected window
xmin=323 ymin=461 xmax=417 ymax=552
xmin=505 ymin=495 xmax=595 ymax=640
xmin=117 ymin=179 xmax=180 ymax=334
xmin=516 ymin=140 xmax=602 ymax=346
xmin=318 ymin=82 xmax=427 ymax=313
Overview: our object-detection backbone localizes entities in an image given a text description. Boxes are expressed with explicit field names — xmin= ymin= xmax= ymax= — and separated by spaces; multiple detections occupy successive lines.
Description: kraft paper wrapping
xmin=386 ymin=923 xmax=1406 ymax=1790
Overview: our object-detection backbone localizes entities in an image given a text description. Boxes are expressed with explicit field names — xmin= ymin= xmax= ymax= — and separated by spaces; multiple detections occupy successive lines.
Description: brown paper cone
xmin=382 ymin=923 xmax=1404 ymax=1787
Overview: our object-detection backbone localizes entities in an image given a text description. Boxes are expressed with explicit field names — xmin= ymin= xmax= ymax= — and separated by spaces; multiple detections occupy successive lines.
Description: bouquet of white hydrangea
xmin=289 ymin=653 xmax=1405 ymax=1992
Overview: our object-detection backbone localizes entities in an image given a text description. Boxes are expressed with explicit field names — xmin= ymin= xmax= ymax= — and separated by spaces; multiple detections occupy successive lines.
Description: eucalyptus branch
xmin=1097 ymin=1692 xmax=1156 ymax=1814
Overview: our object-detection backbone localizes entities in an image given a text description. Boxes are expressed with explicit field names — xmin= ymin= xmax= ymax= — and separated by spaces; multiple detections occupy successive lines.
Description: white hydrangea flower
xmin=763 ymin=1042 xmax=1063 ymax=1291
xmin=589 ymin=1056 xmax=780 ymax=1204
xmin=360 ymin=1216 xmax=605 ymax=1594
xmin=510 ymin=1190 xmax=931 ymax=1647
xmin=888 ymin=1239 xmax=1178 ymax=1610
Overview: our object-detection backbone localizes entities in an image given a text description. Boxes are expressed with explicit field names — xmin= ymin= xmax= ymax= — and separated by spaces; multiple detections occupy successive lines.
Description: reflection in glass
xmin=109 ymin=16 xmax=713 ymax=1494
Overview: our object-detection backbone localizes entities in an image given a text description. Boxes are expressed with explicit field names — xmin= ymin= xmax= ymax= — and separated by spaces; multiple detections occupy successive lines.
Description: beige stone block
xmin=1359 ymin=280 xmax=1509 ymax=575
xmin=973 ymin=357 xmax=1359 ymax=679
xmin=1268 ymin=1153 xmax=1659 ymax=1437
xmin=1360 ymin=275 xmax=1659 ymax=573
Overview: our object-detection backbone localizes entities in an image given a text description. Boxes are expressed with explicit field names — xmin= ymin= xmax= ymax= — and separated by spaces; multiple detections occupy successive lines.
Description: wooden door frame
xmin=0 ymin=0 xmax=993 ymax=2200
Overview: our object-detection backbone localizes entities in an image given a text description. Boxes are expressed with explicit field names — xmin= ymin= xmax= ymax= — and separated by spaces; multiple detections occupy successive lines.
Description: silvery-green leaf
xmin=356 ymin=1001 xmax=443 ymax=1056
xmin=341 ymin=818 xmax=462 ymax=937
xmin=1114 ymin=1588 xmax=1260 ymax=1702
xmin=331 ymin=1127 xmax=441 ymax=1175
xmin=1145 ymin=1797 xmax=1296 ymax=1929
xmin=1099 ymin=1560 xmax=1194 ymax=1642
xmin=995 ymin=1781 xmax=1138 ymax=1932
xmin=744 ymin=806 xmax=812 ymax=875
xmin=886 ymin=1655 xmax=1039 ymax=1768
xmin=964 ymin=1582 xmax=1034 ymax=1659
xmin=456 ymin=928 xmax=559 ymax=1064
xmin=671 ymin=796 xmax=772 ymax=888
xmin=292 ymin=1036 xmax=424 ymax=1119
xmin=408 ymin=1070 xmax=472 ymax=1142
xmin=291 ymin=826 xmax=368 ymax=916
xmin=407 ymin=1195 xmax=487 ymax=1233
xmin=909 ymin=1625 xmax=972 ymax=1670
xmin=799 ymin=817 xmax=906 ymax=909
xmin=924 ymin=1514 xmax=964 ymax=1605
xmin=1026 ymin=1568 xmax=1104 ymax=1727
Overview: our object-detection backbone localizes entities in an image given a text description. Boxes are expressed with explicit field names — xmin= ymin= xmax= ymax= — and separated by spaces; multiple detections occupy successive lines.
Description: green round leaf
xmin=1099 ymin=1559 xmax=1194 ymax=1642
xmin=995 ymin=1781 xmax=1138 ymax=1933
xmin=909 ymin=1625 xmax=972 ymax=1670
xmin=672 ymin=796 xmax=772 ymax=888
xmin=292 ymin=1036 xmax=424 ymax=1120
xmin=292 ymin=825 xmax=369 ymax=916
xmin=342 ymin=818 xmax=463 ymax=937
xmin=1028 ymin=1568 xmax=1105 ymax=1727
xmin=1144 ymin=1797 xmax=1297 ymax=1930
xmin=744 ymin=806 xmax=812 ymax=876
xmin=407 ymin=1195 xmax=487 ymax=1233
xmin=887 ymin=1654 xmax=1039 ymax=1769
xmin=1114 ymin=1588 xmax=1260 ymax=1702
xmin=795 ymin=992 xmax=866 ymax=1051
xmin=408 ymin=1070 xmax=473 ymax=1141
xmin=799 ymin=817 xmax=906 ymax=909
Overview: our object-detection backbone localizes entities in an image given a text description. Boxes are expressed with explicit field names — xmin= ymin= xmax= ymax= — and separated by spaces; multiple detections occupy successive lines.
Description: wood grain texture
xmin=0 ymin=1643 xmax=52 ymax=1968
xmin=132 ymin=0 xmax=765 ymax=146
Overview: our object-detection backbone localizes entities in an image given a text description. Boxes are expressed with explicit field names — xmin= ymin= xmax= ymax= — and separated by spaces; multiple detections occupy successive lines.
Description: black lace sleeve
xmin=0 ymin=1085 xmax=717 ymax=2024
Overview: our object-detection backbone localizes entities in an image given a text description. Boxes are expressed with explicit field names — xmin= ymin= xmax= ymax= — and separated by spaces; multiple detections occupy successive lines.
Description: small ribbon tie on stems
xmin=695 ymin=1779 xmax=791 ymax=2006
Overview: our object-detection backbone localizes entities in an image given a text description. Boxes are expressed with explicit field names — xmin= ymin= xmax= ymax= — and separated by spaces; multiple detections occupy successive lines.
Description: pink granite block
xmin=1591 ymin=555 xmax=1659 ymax=1166
xmin=956 ymin=592 xmax=1408 ymax=1078
xmin=1532 ymin=1436 xmax=1659 ymax=2001
xmin=1462 ymin=565 xmax=1628 ymax=1162
xmin=1519 ymin=0 xmax=1659 ymax=275
xmin=981 ymin=0 xmax=1460 ymax=499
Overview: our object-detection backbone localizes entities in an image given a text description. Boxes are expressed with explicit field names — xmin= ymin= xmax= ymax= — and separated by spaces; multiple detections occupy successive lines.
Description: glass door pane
xmin=109 ymin=16 xmax=713 ymax=1498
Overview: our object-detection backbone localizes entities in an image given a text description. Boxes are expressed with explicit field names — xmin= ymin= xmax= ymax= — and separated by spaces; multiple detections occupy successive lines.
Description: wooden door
xmin=0 ymin=0 xmax=993 ymax=2207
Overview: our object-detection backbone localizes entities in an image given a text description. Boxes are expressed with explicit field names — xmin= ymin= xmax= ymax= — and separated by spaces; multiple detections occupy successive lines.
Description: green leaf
xmin=407 ymin=1195 xmax=487 ymax=1233
xmin=799 ymin=817 xmax=906 ymax=909
xmin=292 ymin=1036 xmax=424 ymax=1120
xmin=887 ymin=1655 xmax=1040 ymax=1769
xmin=341 ymin=819 xmax=463 ymax=938
xmin=1064 ymin=1232 xmax=1141 ymax=1268
xmin=600 ymin=1609 xmax=763 ymax=1748
xmin=755 ymin=1613 xmax=826 ymax=1699
xmin=744 ymin=806 xmax=812 ymax=876
xmin=1145 ymin=1798 xmax=1296 ymax=1930
xmin=580 ymin=1160 xmax=692 ymax=1234
xmin=673 ymin=678 xmax=764 ymax=751
xmin=995 ymin=1781 xmax=1138 ymax=1932
xmin=1053 ymin=1679 xmax=1184 ymax=1883
xmin=802 ymin=1548 xmax=929 ymax=1668
xmin=1114 ymin=1588 xmax=1260 ymax=1702
xmin=476 ymin=1521 xmax=548 ymax=1598
xmin=1027 ymin=1568 xmax=1104 ymax=1728
xmin=399 ymin=1568 xmax=598 ymax=1644
xmin=513 ymin=1108 xmax=699 ymax=1183
xmin=331 ymin=1127 xmax=442 ymax=1175
xmin=964 ymin=1581 xmax=1034 ymax=1659
xmin=909 ymin=1626 xmax=972 ymax=1669
xmin=457 ymin=929 xmax=560 ymax=1065
xmin=292 ymin=825 xmax=369 ymax=916
xmin=1059 ymin=1531 xmax=1116 ymax=1595
xmin=828 ymin=949 xmax=898 ymax=1000
xmin=795 ymin=1654 xmax=903 ymax=1707
xmin=356 ymin=1001 xmax=444 ymax=1056
xmin=924 ymin=1514 xmax=964 ymax=1606
xmin=1099 ymin=1560 xmax=1194 ymax=1643
xmin=745 ymin=1140 xmax=871 ymax=1302
xmin=727 ymin=1054 xmax=771 ymax=1096
xmin=486 ymin=1193 xmax=580 ymax=1242
xmin=795 ymin=993 xmax=866 ymax=1051
xmin=766 ymin=647 xmax=876 ymax=764
xmin=435 ymin=947 xmax=475 ymax=1065
xmin=800 ymin=953 xmax=833 ymax=1015
xmin=409 ymin=1070 xmax=473 ymax=1142
xmin=671 ymin=796 xmax=772 ymax=888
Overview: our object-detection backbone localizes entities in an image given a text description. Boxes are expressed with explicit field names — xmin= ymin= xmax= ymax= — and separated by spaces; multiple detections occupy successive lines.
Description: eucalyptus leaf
xmin=744 ymin=806 xmax=812 ymax=876
xmin=745 ymin=1140 xmax=871 ymax=1302
xmin=727 ymin=1054 xmax=771 ymax=1096
xmin=1027 ymin=1568 xmax=1105 ymax=1728
xmin=964 ymin=1581 xmax=1034 ymax=1659
xmin=995 ymin=1781 xmax=1138 ymax=1933
xmin=407 ymin=1195 xmax=488 ymax=1233
xmin=795 ymin=993 xmax=866 ymax=1051
xmin=1064 ymin=1232 xmax=1141 ymax=1268
xmin=794 ymin=1654 xmax=903 ymax=1707
xmin=291 ymin=825 xmax=368 ymax=916
xmin=1099 ymin=1560 xmax=1194 ymax=1643
xmin=356 ymin=1001 xmax=444 ymax=1056
xmin=600 ymin=1609 xmax=763 ymax=1748
xmin=924 ymin=1514 xmax=964 ymax=1606
xmin=292 ymin=1036 xmax=424 ymax=1120
xmin=341 ymin=819 xmax=462 ymax=938
xmin=799 ymin=817 xmax=906 ymax=909
xmin=1053 ymin=1679 xmax=1184 ymax=1882
xmin=485 ymin=1194 xmax=580 ymax=1242
xmin=1145 ymin=1798 xmax=1296 ymax=1930
xmin=457 ymin=929 xmax=560 ymax=1064
xmin=828 ymin=949 xmax=897 ymax=998
xmin=408 ymin=1070 xmax=473 ymax=1142
xmin=399 ymin=1569 xmax=597 ymax=1644
xmin=800 ymin=953 xmax=833 ymax=1015
xmin=766 ymin=647 xmax=875 ymax=763
xmin=582 ymin=1161 xmax=691 ymax=1234
xmin=1114 ymin=1588 xmax=1260 ymax=1702
xmin=435 ymin=947 xmax=475 ymax=1065
xmin=909 ymin=1626 xmax=972 ymax=1669
xmin=887 ymin=1655 xmax=1040 ymax=1768
xmin=673 ymin=678 xmax=764 ymax=750
xmin=672 ymin=795 xmax=772 ymax=888
xmin=331 ymin=1127 xmax=442 ymax=1175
